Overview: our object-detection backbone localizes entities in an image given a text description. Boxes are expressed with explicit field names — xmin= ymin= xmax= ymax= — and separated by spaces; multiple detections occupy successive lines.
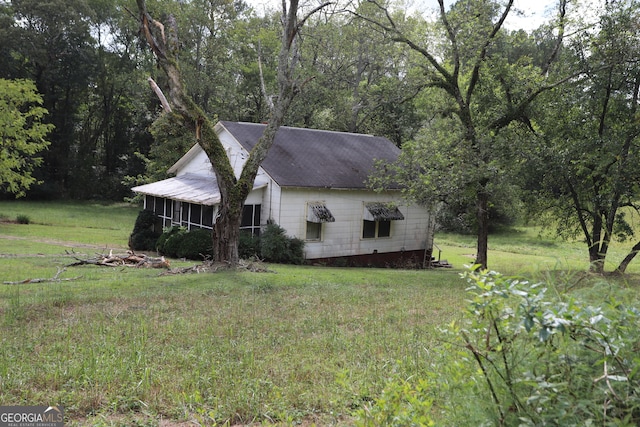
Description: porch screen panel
xmin=173 ymin=201 xmax=181 ymax=225
xmin=203 ymin=205 xmax=214 ymax=228
xmin=240 ymin=204 xmax=261 ymax=236
xmin=191 ymin=204 xmax=202 ymax=228
xmin=154 ymin=197 xmax=164 ymax=216
xmin=144 ymin=195 xmax=153 ymax=212
xmin=182 ymin=203 xmax=189 ymax=222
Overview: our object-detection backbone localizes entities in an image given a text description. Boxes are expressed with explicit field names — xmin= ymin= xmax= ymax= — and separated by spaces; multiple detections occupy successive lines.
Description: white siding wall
xmin=170 ymin=133 xmax=432 ymax=260
xmin=178 ymin=130 xmax=270 ymax=184
xmin=245 ymin=187 xmax=264 ymax=205
xmin=274 ymin=188 xmax=431 ymax=259
xmin=176 ymin=149 xmax=215 ymax=178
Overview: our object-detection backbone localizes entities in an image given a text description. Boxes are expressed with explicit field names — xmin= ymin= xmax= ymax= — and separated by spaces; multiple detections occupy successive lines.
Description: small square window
xmin=362 ymin=220 xmax=391 ymax=239
xmin=306 ymin=221 xmax=322 ymax=241
xmin=378 ymin=220 xmax=391 ymax=237
xmin=362 ymin=220 xmax=376 ymax=239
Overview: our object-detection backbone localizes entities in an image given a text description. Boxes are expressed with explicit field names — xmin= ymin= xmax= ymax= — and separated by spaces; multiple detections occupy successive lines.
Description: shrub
xmin=16 ymin=214 xmax=30 ymax=224
xmin=155 ymin=225 xmax=180 ymax=254
xmin=361 ymin=268 xmax=640 ymax=426
xmin=157 ymin=226 xmax=186 ymax=258
xmin=239 ymin=231 xmax=261 ymax=259
xmin=355 ymin=378 xmax=435 ymax=427
xmin=157 ymin=226 xmax=213 ymax=260
xmin=259 ymin=223 xmax=304 ymax=264
xmin=176 ymin=228 xmax=213 ymax=260
xmin=129 ymin=209 xmax=161 ymax=251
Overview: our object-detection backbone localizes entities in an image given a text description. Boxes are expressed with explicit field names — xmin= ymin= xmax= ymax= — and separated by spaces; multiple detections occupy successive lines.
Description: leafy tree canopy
xmin=0 ymin=78 xmax=53 ymax=197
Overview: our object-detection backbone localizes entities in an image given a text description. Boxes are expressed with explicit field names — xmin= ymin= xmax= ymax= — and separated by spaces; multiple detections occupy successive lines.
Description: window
xmin=378 ymin=220 xmax=391 ymax=237
xmin=362 ymin=220 xmax=391 ymax=239
xmin=362 ymin=202 xmax=403 ymax=239
xmin=240 ymin=204 xmax=261 ymax=236
xmin=306 ymin=221 xmax=322 ymax=241
xmin=305 ymin=202 xmax=334 ymax=241
xmin=362 ymin=220 xmax=377 ymax=239
xmin=172 ymin=200 xmax=182 ymax=225
xmin=203 ymin=205 xmax=214 ymax=228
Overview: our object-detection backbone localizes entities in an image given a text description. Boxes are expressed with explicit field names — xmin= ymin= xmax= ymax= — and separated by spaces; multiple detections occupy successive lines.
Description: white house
xmin=132 ymin=121 xmax=434 ymax=266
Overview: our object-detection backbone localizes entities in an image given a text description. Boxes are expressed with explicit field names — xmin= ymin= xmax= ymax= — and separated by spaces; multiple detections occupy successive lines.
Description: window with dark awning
xmin=307 ymin=202 xmax=335 ymax=223
xmin=364 ymin=202 xmax=404 ymax=221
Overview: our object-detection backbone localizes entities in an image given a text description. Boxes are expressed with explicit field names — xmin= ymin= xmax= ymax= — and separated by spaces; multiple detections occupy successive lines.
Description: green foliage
xmin=15 ymin=214 xmax=30 ymax=224
xmin=355 ymin=378 xmax=435 ymax=427
xmin=0 ymin=79 xmax=53 ymax=197
xmin=176 ymin=228 xmax=213 ymax=260
xmin=366 ymin=268 xmax=640 ymax=426
xmin=156 ymin=226 xmax=213 ymax=260
xmin=526 ymin=0 xmax=640 ymax=273
xmin=259 ymin=223 xmax=304 ymax=264
xmin=129 ymin=209 xmax=161 ymax=251
xmin=147 ymin=113 xmax=195 ymax=182
xmin=156 ymin=226 xmax=185 ymax=256
xmin=238 ymin=231 xmax=261 ymax=259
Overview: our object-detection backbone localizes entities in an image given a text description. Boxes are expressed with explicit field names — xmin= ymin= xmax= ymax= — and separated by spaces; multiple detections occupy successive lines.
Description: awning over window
xmin=307 ymin=202 xmax=335 ymax=223
xmin=364 ymin=202 xmax=404 ymax=221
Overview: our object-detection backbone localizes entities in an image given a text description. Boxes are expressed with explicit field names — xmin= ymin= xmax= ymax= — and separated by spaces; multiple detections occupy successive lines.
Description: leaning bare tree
xmin=136 ymin=0 xmax=329 ymax=266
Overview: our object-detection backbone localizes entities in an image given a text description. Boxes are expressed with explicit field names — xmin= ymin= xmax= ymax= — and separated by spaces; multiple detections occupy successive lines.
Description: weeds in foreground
xmin=0 ymin=265 xmax=464 ymax=425
xmin=358 ymin=268 xmax=640 ymax=426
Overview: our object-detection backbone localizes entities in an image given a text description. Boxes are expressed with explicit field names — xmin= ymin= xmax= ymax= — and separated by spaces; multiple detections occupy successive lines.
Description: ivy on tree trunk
xmin=136 ymin=0 xmax=328 ymax=265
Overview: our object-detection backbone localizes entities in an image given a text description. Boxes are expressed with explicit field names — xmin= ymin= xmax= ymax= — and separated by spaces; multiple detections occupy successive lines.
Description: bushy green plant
xmin=129 ymin=209 xmax=161 ymax=251
xmin=176 ymin=228 xmax=213 ymax=260
xmin=259 ymin=223 xmax=304 ymax=264
xmin=157 ymin=226 xmax=213 ymax=260
xmin=355 ymin=378 xmax=435 ymax=427
xmin=16 ymin=214 xmax=30 ymax=224
xmin=360 ymin=268 xmax=640 ymax=426
xmin=239 ymin=231 xmax=261 ymax=259
xmin=156 ymin=226 xmax=186 ymax=257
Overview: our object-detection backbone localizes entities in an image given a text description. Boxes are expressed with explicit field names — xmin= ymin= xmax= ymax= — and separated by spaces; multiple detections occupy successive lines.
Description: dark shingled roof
xmin=219 ymin=121 xmax=401 ymax=189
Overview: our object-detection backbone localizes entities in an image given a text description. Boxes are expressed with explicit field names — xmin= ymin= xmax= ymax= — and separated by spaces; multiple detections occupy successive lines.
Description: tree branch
xmin=147 ymin=77 xmax=172 ymax=112
xmin=4 ymin=268 xmax=82 ymax=285
xmin=466 ymin=0 xmax=515 ymax=106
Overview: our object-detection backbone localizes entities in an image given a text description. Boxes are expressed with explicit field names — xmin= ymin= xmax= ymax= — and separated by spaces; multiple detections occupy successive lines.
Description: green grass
xmin=1 ymin=201 xmax=640 ymax=426
xmin=436 ymin=225 xmax=640 ymax=276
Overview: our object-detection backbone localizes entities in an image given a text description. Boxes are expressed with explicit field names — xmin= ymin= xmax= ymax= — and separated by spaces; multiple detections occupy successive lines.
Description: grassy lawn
xmin=1 ymin=200 xmax=639 ymax=426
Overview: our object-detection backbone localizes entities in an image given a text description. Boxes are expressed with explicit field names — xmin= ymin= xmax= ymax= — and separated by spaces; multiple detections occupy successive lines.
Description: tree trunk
xmin=212 ymin=203 xmax=242 ymax=263
xmin=588 ymin=244 xmax=605 ymax=274
xmin=136 ymin=0 xmax=326 ymax=267
xmin=475 ymin=189 xmax=489 ymax=270
xmin=615 ymin=240 xmax=640 ymax=274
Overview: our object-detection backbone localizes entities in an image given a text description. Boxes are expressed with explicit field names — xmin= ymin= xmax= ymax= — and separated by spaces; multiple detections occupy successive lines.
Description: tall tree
xmin=283 ymin=6 xmax=426 ymax=145
xmin=6 ymin=0 xmax=97 ymax=195
xmin=530 ymin=0 xmax=640 ymax=273
xmin=0 ymin=0 xmax=157 ymax=199
xmin=0 ymin=78 xmax=54 ymax=197
xmin=136 ymin=0 xmax=328 ymax=265
xmin=360 ymin=0 xmax=568 ymax=269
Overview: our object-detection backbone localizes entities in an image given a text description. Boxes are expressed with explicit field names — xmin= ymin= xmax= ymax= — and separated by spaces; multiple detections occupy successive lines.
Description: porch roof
xmin=132 ymin=174 xmax=222 ymax=205
xmin=133 ymin=173 xmax=269 ymax=207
